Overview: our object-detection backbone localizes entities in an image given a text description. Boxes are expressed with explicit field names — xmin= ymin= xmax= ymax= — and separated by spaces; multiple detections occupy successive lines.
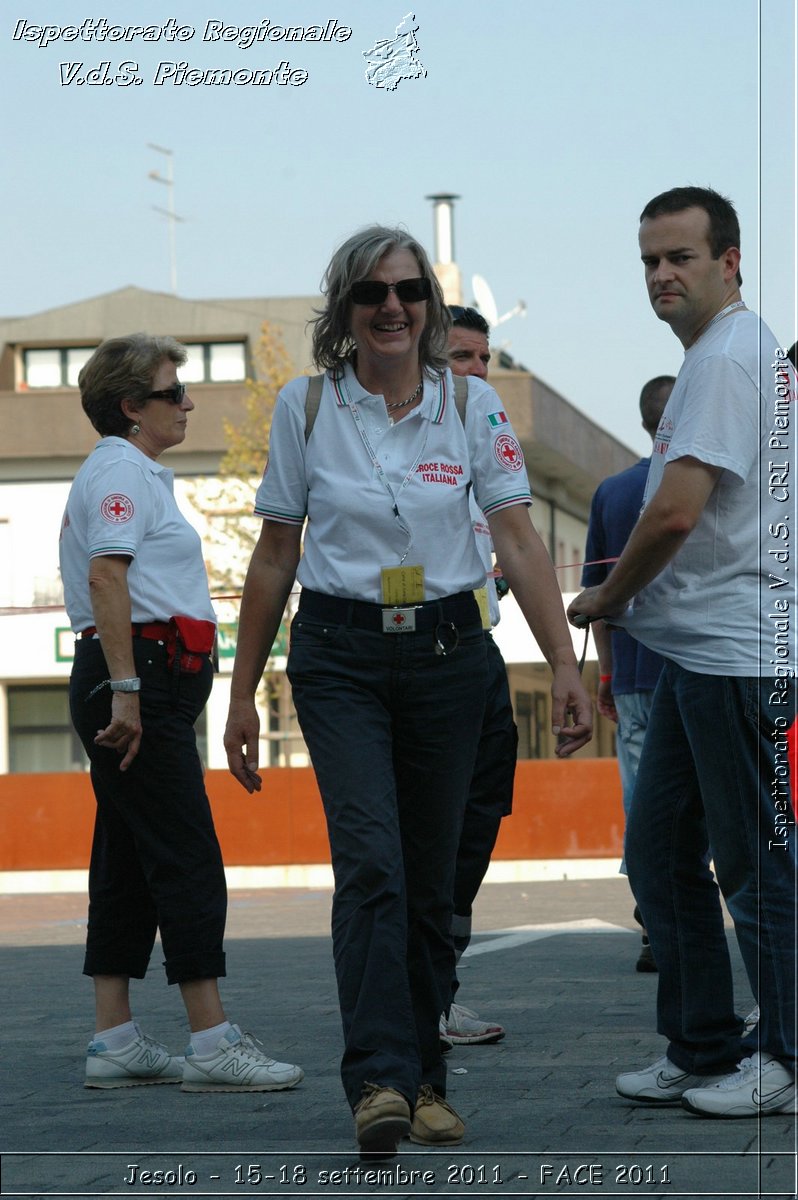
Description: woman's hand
xmin=549 ymin=664 xmax=594 ymax=758
xmin=94 ymin=692 xmax=143 ymax=771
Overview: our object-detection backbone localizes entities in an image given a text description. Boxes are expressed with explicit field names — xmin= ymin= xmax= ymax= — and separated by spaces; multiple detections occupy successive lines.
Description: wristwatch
xmin=109 ymin=677 xmax=141 ymax=693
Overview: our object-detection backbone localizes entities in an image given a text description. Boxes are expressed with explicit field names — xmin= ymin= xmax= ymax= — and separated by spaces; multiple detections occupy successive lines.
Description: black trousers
xmin=450 ymin=633 xmax=517 ymax=998
xmin=70 ymin=636 xmax=226 ymax=985
xmin=288 ymin=607 xmax=487 ymax=1108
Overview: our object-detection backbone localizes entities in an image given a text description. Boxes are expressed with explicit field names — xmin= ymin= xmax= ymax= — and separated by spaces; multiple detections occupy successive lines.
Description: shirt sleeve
xmin=253 ymin=377 xmax=309 ymax=525
xmin=84 ymin=457 xmax=155 ymax=559
xmin=462 ymin=377 xmax=533 ymax=516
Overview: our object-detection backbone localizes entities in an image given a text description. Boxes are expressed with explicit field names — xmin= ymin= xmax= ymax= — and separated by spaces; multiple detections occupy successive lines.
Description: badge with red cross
xmin=100 ymin=494 xmax=135 ymax=522
xmin=494 ymin=434 xmax=524 ymax=472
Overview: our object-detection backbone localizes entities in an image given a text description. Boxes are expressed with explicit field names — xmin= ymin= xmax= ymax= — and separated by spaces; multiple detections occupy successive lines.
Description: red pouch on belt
xmin=167 ymin=616 xmax=217 ymax=673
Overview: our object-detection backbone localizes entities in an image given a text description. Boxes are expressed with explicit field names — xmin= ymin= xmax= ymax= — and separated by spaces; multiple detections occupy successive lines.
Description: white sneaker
xmin=616 ymin=1055 xmax=729 ymax=1103
xmin=682 ymin=1052 xmax=796 ymax=1118
xmin=742 ymin=1005 xmax=760 ymax=1034
xmin=181 ymin=1024 xmax=303 ymax=1092
xmin=85 ymin=1026 xmax=183 ymax=1088
xmin=440 ymin=1002 xmax=505 ymax=1045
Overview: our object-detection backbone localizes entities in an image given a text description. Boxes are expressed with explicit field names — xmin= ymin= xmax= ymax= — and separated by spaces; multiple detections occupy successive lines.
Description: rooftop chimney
xmin=426 ymin=192 xmax=463 ymax=304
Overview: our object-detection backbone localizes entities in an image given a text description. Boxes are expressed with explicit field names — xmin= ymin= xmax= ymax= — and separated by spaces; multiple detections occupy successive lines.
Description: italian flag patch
xmin=487 ymin=411 xmax=508 ymax=427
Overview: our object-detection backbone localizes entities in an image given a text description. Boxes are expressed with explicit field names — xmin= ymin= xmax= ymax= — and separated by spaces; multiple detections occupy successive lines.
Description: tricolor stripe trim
xmin=331 ymin=374 xmax=347 ymax=408
xmin=481 ymin=494 xmax=532 ymax=516
xmin=89 ymin=545 xmax=137 ymax=557
xmin=253 ymin=505 xmax=306 ymax=525
xmin=428 ymin=375 xmax=447 ymax=424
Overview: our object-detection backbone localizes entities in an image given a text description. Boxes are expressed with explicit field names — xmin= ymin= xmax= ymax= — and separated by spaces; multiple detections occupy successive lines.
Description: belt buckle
xmin=382 ymin=605 xmax=417 ymax=633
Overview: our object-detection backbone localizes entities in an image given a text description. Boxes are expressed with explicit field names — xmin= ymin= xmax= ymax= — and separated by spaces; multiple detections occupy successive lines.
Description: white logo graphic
xmin=363 ymin=12 xmax=426 ymax=90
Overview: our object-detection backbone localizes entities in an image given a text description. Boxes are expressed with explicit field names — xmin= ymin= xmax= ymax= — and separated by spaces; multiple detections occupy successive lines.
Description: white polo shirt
xmin=254 ymin=363 xmax=532 ymax=603
xmin=59 ymin=437 xmax=216 ymax=633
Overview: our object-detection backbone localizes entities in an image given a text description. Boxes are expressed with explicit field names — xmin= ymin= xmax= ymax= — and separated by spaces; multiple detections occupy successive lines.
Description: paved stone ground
xmin=1 ymin=879 xmax=795 ymax=1199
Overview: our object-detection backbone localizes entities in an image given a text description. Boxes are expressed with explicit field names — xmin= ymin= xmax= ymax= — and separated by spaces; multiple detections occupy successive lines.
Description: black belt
xmin=297 ymin=589 xmax=480 ymax=634
xmin=80 ymin=623 xmax=170 ymax=640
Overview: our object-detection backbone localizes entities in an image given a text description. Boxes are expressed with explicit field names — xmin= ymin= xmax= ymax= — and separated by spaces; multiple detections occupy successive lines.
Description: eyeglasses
xmin=146 ymin=382 xmax=186 ymax=405
xmin=350 ymin=277 xmax=432 ymax=306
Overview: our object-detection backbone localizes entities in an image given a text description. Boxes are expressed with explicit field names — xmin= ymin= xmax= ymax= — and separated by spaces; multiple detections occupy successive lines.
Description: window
xmin=21 ymin=341 xmax=247 ymax=389
xmin=8 ymin=686 xmax=87 ymax=773
xmin=179 ymin=342 xmax=246 ymax=384
xmin=23 ymin=347 xmax=94 ymax=388
xmin=515 ymin=689 xmax=549 ymax=759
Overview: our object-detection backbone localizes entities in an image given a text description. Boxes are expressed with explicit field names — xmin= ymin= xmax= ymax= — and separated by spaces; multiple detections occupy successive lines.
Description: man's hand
xmin=224 ymin=699 xmax=263 ymax=793
xmin=567 ymin=586 xmax=626 ymax=628
xmin=596 ymin=677 xmax=618 ymax=723
xmin=94 ymin=692 xmax=142 ymax=771
xmin=550 ymin=664 xmax=593 ymax=757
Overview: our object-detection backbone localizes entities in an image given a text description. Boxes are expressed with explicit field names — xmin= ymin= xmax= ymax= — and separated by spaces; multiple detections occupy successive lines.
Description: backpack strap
xmin=304 ymin=373 xmax=325 ymax=442
xmin=453 ymin=374 xmax=468 ymax=424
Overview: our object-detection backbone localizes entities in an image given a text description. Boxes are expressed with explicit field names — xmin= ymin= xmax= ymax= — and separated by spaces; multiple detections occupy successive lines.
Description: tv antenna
xmin=147 ymin=143 xmax=185 ymax=294
xmin=471 ymin=274 xmax=526 ymax=329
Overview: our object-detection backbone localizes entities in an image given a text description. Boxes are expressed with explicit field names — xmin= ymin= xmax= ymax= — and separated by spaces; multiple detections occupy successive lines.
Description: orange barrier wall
xmin=0 ymin=760 xmax=623 ymax=872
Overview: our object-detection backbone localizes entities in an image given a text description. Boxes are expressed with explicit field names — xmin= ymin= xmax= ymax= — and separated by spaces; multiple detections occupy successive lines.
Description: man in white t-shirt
xmin=569 ymin=187 xmax=797 ymax=1119
xmin=440 ymin=306 xmax=516 ymax=1048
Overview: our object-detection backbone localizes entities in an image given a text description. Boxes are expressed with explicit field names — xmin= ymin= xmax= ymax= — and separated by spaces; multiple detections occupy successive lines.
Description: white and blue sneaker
xmin=85 ymin=1026 xmax=183 ymax=1088
xmin=616 ymin=1054 xmax=728 ymax=1103
xmin=181 ymin=1023 xmax=303 ymax=1092
xmin=682 ymin=1052 xmax=796 ymax=1118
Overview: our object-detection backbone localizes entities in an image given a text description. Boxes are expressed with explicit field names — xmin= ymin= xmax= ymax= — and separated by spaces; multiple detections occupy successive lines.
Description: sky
xmin=2 ymin=0 xmax=796 ymax=456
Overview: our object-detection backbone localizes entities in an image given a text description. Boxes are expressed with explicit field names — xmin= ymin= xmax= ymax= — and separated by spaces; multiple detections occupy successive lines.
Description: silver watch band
xmin=109 ymin=677 xmax=141 ymax=693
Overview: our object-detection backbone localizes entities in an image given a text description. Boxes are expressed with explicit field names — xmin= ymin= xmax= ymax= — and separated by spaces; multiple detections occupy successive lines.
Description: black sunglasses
xmin=350 ymin=277 xmax=432 ymax=306
xmin=147 ymin=382 xmax=186 ymax=405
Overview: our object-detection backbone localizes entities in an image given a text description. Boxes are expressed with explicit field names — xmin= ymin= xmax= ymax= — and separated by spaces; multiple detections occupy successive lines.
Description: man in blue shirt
xmin=581 ymin=375 xmax=674 ymax=970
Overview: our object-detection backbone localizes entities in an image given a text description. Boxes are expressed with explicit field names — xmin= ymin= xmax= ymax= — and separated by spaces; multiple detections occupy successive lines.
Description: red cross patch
xmin=100 ymin=494 xmax=135 ymax=523
xmin=494 ymin=434 xmax=524 ymax=472
xmin=392 ymin=612 xmax=406 ymax=626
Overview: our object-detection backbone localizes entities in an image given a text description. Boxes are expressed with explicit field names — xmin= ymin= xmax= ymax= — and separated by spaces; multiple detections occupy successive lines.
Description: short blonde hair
xmin=79 ymin=333 xmax=187 ymax=436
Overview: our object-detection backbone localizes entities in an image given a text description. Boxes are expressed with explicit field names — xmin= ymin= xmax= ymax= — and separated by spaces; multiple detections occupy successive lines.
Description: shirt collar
xmin=95 ymin=435 xmax=170 ymax=477
xmin=339 ymin=362 xmax=446 ymax=423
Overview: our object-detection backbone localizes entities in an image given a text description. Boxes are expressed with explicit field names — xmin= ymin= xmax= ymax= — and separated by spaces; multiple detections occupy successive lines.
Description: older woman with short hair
xmin=61 ymin=333 xmax=303 ymax=1094
xmin=225 ymin=228 xmax=592 ymax=1154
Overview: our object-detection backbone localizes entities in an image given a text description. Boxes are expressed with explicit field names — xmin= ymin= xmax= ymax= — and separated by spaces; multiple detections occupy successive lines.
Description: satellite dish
xmin=471 ymin=274 xmax=499 ymax=328
xmin=471 ymin=275 xmax=527 ymax=329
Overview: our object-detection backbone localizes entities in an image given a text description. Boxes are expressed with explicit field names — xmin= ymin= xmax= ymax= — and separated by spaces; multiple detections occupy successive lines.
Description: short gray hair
xmin=310 ymin=225 xmax=451 ymax=373
xmin=79 ymin=333 xmax=187 ymax=436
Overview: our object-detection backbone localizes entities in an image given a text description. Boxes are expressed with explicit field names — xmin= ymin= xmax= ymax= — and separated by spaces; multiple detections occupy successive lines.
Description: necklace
xmin=385 ymin=379 xmax=423 ymax=412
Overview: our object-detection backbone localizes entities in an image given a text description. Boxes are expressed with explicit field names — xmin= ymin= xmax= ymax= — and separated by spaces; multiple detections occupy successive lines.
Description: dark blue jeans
xmin=287 ymin=612 xmax=487 ymax=1109
xmin=70 ymin=636 xmax=226 ymax=985
xmin=627 ymin=662 xmax=797 ymax=1074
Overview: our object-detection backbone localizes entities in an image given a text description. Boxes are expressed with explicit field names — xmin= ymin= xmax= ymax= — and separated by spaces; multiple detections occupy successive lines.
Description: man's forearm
xmin=591 ymin=456 xmax=722 ymax=613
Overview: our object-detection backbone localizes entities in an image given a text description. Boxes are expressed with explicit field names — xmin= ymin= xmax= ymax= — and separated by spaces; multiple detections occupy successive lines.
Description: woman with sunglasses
xmin=60 ymin=333 xmax=303 ymax=1095
xmin=224 ymin=228 xmax=592 ymax=1155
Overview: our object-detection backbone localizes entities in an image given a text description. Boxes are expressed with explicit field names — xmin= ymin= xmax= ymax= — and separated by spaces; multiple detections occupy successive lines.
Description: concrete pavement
xmin=1 ymin=877 xmax=795 ymax=1199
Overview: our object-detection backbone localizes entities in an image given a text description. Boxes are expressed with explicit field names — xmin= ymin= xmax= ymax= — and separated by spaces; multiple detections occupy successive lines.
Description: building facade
xmin=0 ymin=286 xmax=636 ymax=773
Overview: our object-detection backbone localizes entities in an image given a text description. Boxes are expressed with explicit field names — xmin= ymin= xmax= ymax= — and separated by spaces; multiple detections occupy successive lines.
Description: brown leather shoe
xmin=354 ymin=1083 xmax=411 ymax=1156
xmin=410 ymin=1084 xmax=465 ymax=1145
